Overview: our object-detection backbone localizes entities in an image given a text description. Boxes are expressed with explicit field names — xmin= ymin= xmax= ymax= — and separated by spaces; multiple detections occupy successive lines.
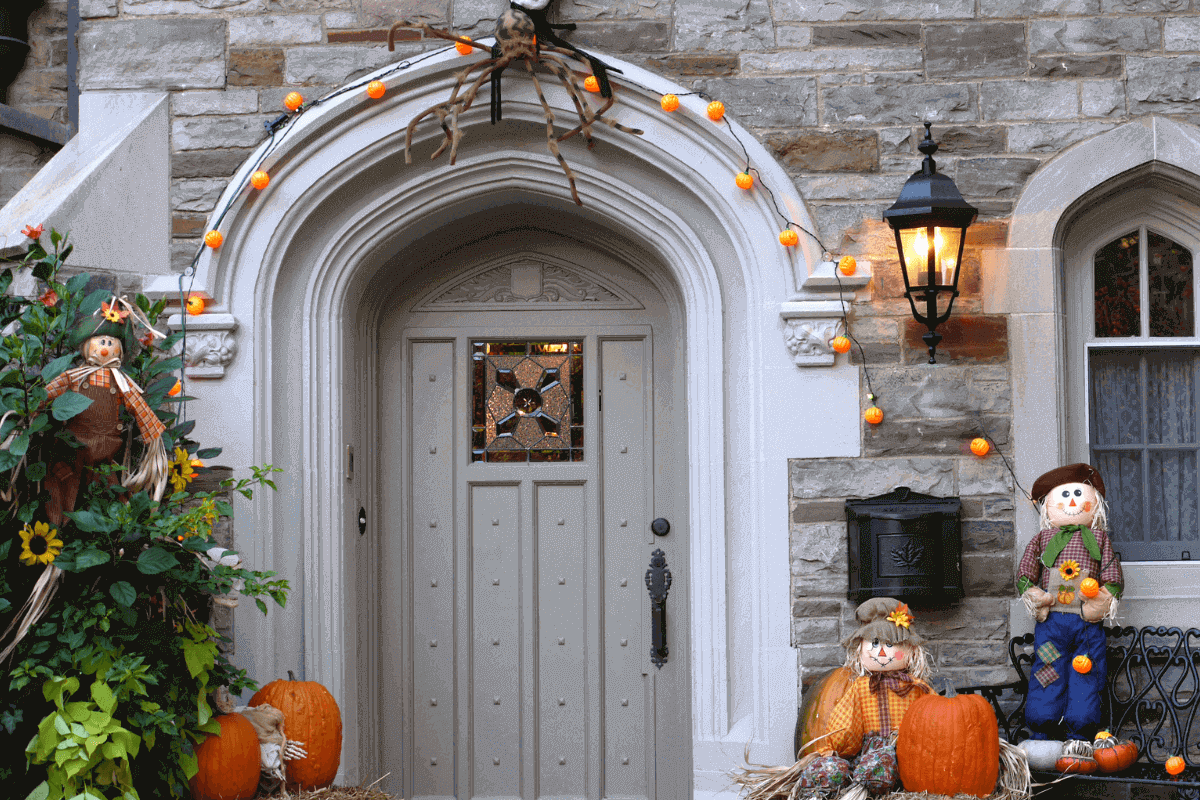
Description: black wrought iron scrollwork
xmin=645 ymin=548 xmax=672 ymax=669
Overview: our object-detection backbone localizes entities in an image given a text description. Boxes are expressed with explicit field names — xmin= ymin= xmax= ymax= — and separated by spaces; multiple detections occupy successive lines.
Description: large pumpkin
xmin=190 ymin=713 xmax=260 ymax=800
xmin=896 ymin=693 xmax=1000 ymax=797
xmin=249 ymin=671 xmax=342 ymax=790
xmin=795 ymin=666 xmax=854 ymax=757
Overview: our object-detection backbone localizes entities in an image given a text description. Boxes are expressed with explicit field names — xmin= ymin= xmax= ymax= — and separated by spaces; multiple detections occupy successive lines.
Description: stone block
xmin=363 ymin=0 xmax=446 ymax=26
xmin=822 ymin=83 xmax=976 ymax=126
xmin=1006 ymin=121 xmax=1117 ymax=153
xmin=910 ymin=597 xmax=1010 ymax=640
xmin=1128 ymin=56 xmax=1200 ymax=114
xmin=983 ymin=497 xmax=1016 ymax=518
xmin=792 ymin=598 xmax=845 ymax=618
xmin=863 ymin=416 xmax=1010 ymax=458
xmin=674 ymin=0 xmax=773 ymax=52
xmin=791 ymin=522 xmax=849 ymax=596
xmin=741 ymin=47 xmax=922 ymax=74
xmin=79 ymin=0 xmax=117 ymax=18
xmin=811 ymin=203 xmax=888 ymax=254
xmin=123 ymin=0 xmax=262 ymax=14
xmin=963 ymin=552 xmax=1015 ymax=595
xmin=981 ymin=81 xmax=1078 ymax=121
xmin=1029 ymin=54 xmax=1123 ymax=79
xmin=267 ymin=0 xmax=355 ymax=10
xmin=776 ymin=26 xmax=813 ymax=48
xmin=850 ymin=341 xmax=902 ymax=365
xmin=765 ymin=129 xmax=879 ymax=173
xmin=865 ymin=365 xmax=1012 ymax=420
xmin=954 ymin=157 xmax=1041 ymax=198
xmin=559 ymin=0 xmax=673 ymax=18
xmin=902 ymin=316 xmax=1008 ymax=365
xmin=792 ymin=616 xmax=841 ymax=646
xmin=811 ymin=24 xmax=920 ymax=47
xmin=926 ymin=23 xmax=1027 ymax=79
xmin=451 ymin=0 xmax=502 ymax=35
xmin=791 ymin=499 xmax=848 ymax=524
xmin=963 ymin=520 xmax=1016 ymax=553
xmin=773 ymin=0 xmax=973 ymax=21
xmin=798 ymin=644 xmax=846 ymax=675
xmin=937 ymin=639 xmax=1010 ymax=668
xmin=285 ymin=44 xmax=409 ymax=85
xmin=172 ymin=116 xmax=267 ymax=151
xmin=878 ymin=127 xmax=914 ymax=155
xmin=173 ymin=215 xmax=208 ymax=238
xmin=324 ymin=11 xmax=360 ymax=29
xmin=562 ymin=21 xmax=670 ymax=52
xmin=1103 ymin=0 xmax=1189 ymax=10
xmin=794 ymin=174 xmax=909 ymax=202
xmin=980 ymin=0 xmax=1098 ymax=15
xmin=643 ymin=53 xmax=737 ymax=77
xmin=959 ymin=456 xmax=1014 ymax=496
xmin=172 ymin=89 xmax=259 ymax=117
xmin=173 ymin=147 xmax=258 ymax=178
xmin=260 ymin=85 xmax=334 ymax=112
xmin=171 ymin=178 xmax=229 ymax=213
xmin=172 ymin=239 xmax=201 ymax=273
xmin=79 ymin=19 xmax=226 ymax=91
xmin=229 ymin=47 xmax=285 ymax=86
xmin=230 ymin=15 xmax=323 ymax=45
xmin=1082 ymin=80 xmax=1127 ymax=117
xmin=694 ymin=78 xmax=818 ymax=127
xmin=789 ymin=457 xmax=956 ymax=500
xmin=1166 ymin=16 xmax=1200 ymax=51
xmin=1029 ymin=17 xmax=1160 ymax=54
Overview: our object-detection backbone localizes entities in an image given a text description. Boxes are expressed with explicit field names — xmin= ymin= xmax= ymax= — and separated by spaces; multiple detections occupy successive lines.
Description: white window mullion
xmin=1140 ymin=224 xmax=1150 ymax=339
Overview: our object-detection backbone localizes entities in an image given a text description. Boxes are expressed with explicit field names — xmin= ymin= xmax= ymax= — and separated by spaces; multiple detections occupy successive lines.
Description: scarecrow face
xmin=859 ymin=636 xmax=911 ymax=673
xmin=1045 ymin=481 xmax=1099 ymax=528
xmin=84 ymin=334 xmax=123 ymax=365
xmin=512 ymin=0 xmax=552 ymax=9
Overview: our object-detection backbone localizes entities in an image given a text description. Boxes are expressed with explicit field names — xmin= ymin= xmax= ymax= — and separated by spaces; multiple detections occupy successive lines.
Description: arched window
xmin=1065 ymin=179 xmax=1200 ymax=561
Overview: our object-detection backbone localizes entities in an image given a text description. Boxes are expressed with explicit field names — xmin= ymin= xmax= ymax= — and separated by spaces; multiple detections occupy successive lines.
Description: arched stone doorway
xmin=166 ymin=48 xmax=833 ymax=793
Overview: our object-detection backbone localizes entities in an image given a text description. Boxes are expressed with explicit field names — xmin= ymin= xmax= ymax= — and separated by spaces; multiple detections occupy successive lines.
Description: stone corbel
xmin=166 ymin=312 xmax=237 ymax=379
xmin=779 ymin=260 xmax=871 ymax=367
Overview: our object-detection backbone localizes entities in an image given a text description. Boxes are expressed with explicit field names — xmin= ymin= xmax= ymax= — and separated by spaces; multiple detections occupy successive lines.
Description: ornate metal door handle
xmin=645 ymin=548 xmax=672 ymax=669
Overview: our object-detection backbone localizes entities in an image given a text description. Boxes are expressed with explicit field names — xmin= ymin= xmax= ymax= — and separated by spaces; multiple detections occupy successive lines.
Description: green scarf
xmin=1040 ymin=524 xmax=1102 ymax=569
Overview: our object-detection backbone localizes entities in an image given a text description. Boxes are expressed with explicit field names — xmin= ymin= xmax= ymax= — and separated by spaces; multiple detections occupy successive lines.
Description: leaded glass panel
xmin=1148 ymin=230 xmax=1195 ymax=337
xmin=471 ymin=340 xmax=583 ymax=463
xmin=1094 ymin=231 xmax=1140 ymax=338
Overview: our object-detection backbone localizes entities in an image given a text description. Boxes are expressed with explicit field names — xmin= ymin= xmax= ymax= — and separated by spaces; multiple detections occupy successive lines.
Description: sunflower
xmin=1059 ymin=559 xmax=1081 ymax=581
xmin=168 ymin=446 xmax=197 ymax=494
xmin=887 ymin=602 xmax=913 ymax=629
xmin=101 ymin=300 xmax=129 ymax=323
xmin=19 ymin=522 xmax=63 ymax=566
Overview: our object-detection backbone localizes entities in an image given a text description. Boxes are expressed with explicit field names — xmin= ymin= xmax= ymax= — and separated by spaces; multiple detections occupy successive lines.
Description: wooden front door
xmin=375 ymin=251 xmax=689 ymax=800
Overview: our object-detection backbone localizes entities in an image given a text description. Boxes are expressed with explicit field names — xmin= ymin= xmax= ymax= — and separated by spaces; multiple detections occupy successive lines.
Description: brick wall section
xmin=1 ymin=0 xmax=68 ymax=208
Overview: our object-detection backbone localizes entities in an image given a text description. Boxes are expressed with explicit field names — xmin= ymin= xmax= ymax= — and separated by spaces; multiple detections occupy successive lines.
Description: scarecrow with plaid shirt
xmin=1017 ymin=463 xmax=1122 ymax=750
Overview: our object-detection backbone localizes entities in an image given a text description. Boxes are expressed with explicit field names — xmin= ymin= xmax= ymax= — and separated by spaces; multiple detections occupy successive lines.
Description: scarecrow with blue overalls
xmin=1017 ymin=463 xmax=1123 ymax=763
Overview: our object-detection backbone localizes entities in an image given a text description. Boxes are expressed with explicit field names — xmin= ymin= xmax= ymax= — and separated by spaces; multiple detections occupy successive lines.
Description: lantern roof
xmin=883 ymin=123 xmax=978 ymax=231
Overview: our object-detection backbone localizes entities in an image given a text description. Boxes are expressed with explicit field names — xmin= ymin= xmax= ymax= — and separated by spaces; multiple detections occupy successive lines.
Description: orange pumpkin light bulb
xmin=186 ymin=294 xmax=206 ymax=316
xmin=203 ymin=230 xmax=223 ymax=249
xmin=779 ymin=229 xmax=799 ymax=247
xmin=1073 ymin=654 xmax=1092 ymax=674
xmin=455 ymin=36 xmax=474 ymax=55
xmin=250 ymin=170 xmax=270 ymax=190
xmin=970 ymin=437 xmax=990 ymax=457
xmin=366 ymin=80 xmax=386 ymax=99
xmin=168 ymin=379 xmax=182 ymax=397
xmin=735 ymin=172 xmax=754 ymax=190
xmin=584 ymin=75 xmax=600 ymax=92
xmin=284 ymin=92 xmax=304 ymax=111
xmin=838 ymin=255 xmax=857 ymax=275
xmin=660 ymin=93 xmax=680 ymax=112
xmin=864 ymin=406 xmax=883 ymax=425
xmin=831 ymin=335 xmax=851 ymax=354
xmin=1166 ymin=756 xmax=1186 ymax=776
xmin=1080 ymin=577 xmax=1100 ymax=598
xmin=706 ymin=100 xmax=725 ymax=121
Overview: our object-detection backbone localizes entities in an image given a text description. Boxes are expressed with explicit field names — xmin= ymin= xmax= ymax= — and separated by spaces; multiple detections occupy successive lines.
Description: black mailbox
xmin=845 ymin=486 xmax=963 ymax=604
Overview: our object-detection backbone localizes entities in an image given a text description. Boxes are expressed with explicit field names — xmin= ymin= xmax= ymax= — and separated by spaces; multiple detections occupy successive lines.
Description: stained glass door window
xmin=471 ymin=340 xmax=584 ymax=462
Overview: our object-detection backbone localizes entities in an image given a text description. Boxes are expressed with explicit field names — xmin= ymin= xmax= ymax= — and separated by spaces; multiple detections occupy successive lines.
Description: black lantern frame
xmin=883 ymin=123 xmax=978 ymax=364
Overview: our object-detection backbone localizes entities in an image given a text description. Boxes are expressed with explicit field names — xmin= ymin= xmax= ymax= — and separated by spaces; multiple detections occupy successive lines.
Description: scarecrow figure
xmin=42 ymin=298 xmax=169 ymax=524
xmin=798 ymin=597 xmax=933 ymax=795
xmin=1017 ymin=463 xmax=1122 ymax=752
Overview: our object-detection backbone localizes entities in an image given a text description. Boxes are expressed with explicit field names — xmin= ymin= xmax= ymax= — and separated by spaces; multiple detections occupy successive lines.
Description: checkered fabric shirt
xmin=45 ymin=368 xmax=166 ymax=442
xmin=1017 ymin=527 xmax=1123 ymax=599
xmin=821 ymin=673 xmax=931 ymax=757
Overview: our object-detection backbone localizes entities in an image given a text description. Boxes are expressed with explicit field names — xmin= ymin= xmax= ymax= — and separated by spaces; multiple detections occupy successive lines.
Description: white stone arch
xmin=988 ymin=115 xmax=1200 ymax=632
xmin=161 ymin=45 xmax=858 ymax=790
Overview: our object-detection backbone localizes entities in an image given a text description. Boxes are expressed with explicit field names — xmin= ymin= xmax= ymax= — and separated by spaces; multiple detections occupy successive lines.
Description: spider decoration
xmin=388 ymin=0 xmax=643 ymax=206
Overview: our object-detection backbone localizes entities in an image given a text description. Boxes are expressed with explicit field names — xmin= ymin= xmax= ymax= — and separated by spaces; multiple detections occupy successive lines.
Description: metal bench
xmin=957 ymin=625 xmax=1200 ymax=800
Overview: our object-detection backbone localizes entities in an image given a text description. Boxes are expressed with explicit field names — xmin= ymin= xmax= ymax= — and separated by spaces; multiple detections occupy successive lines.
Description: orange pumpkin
xmin=735 ymin=172 xmax=754 ymax=190
xmin=838 ymin=255 xmax=857 ymax=275
xmin=660 ymin=94 xmax=680 ymax=112
xmin=189 ymin=713 xmax=261 ymax=800
xmin=366 ymin=80 xmax=385 ymax=99
xmin=706 ymin=100 xmax=725 ymax=120
xmin=284 ymin=92 xmax=304 ymax=111
xmin=1166 ymin=755 xmax=1186 ymax=776
xmin=1072 ymin=654 xmax=1092 ymax=674
xmin=864 ymin=406 xmax=883 ymax=425
xmin=584 ymin=75 xmax=600 ymax=92
xmin=203 ymin=230 xmax=223 ymax=249
xmin=830 ymin=335 xmax=851 ymax=354
xmin=970 ymin=437 xmax=990 ymax=457
xmin=1093 ymin=738 xmax=1138 ymax=773
xmin=186 ymin=294 xmax=206 ymax=316
xmin=897 ymin=693 xmax=999 ymax=797
xmin=795 ymin=666 xmax=854 ymax=757
xmin=1056 ymin=755 xmax=1099 ymax=774
xmin=250 ymin=170 xmax=270 ymax=190
xmin=250 ymin=671 xmax=342 ymax=790
xmin=455 ymin=36 xmax=474 ymax=55
xmin=779 ymin=229 xmax=799 ymax=247
xmin=1080 ymin=577 xmax=1100 ymax=598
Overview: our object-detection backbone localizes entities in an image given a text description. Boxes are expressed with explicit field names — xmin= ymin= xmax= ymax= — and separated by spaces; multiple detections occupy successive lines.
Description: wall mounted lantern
xmin=883 ymin=122 xmax=978 ymax=364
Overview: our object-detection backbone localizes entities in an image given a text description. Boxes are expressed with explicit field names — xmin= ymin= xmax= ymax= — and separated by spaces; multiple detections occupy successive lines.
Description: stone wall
xmin=1 ymin=0 xmax=67 ymax=209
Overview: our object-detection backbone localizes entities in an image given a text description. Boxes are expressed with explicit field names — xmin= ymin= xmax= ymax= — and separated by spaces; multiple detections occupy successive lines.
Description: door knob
xmin=650 ymin=518 xmax=670 ymax=536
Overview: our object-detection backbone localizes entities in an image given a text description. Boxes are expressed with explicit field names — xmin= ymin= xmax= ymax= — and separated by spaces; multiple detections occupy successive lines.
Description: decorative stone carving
xmin=166 ymin=311 xmax=237 ymax=379
xmin=779 ymin=259 xmax=872 ymax=368
xmin=416 ymin=255 xmax=641 ymax=311
xmin=782 ymin=316 xmax=845 ymax=367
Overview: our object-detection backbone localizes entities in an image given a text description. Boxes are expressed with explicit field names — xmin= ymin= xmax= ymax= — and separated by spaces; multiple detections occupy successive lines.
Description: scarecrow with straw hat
xmin=1017 ymin=463 xmax=1122 ymax=760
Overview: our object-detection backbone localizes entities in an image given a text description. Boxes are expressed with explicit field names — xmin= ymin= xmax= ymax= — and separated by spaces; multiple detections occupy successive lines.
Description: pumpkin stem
xmin=288 ymin=670 xmax=296 ymax=681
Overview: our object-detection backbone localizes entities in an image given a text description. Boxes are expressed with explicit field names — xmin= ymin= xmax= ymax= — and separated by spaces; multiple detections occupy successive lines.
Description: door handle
xmin=645 ymin=548 xmax=672 ymax=669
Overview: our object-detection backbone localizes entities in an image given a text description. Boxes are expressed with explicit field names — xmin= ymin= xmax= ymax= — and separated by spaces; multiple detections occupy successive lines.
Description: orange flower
xmin=22 ymin=223 xmax=44 ymax=240
xmin=101 ymin=300 xmax=129 ymax=323
xmin=139 ymin=330 xmax=156 ymax=349
xmin=39 ymin=288 xmax=58 ymax=307
xmin=887 ymin=603 xmax=913 ymax=629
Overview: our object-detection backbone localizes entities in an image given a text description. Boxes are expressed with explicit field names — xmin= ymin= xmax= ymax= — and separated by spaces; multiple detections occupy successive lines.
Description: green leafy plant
xmin=0 ymin=230 xmax=289 ymax=799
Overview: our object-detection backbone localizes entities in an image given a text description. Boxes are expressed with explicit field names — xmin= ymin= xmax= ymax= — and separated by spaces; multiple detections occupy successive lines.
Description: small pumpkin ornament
xmin=1166 ymin=755 xmax=1186 ymax=776
xmin=186 ymin=294 xmax=206 ymax=316
xmin=1093 ymin=734 xmax=1138 ymax=773
xmin=779 ymin=229 xmax=799 ymax=247
xmin=455 ymin=36 xmax=474 ymax=55
xmin=366 ymin=80 xmax=386 ymax=99
xmin=795 ymin=665 xmax=854 ymax=756
xmin=660 ymin=94 xmax=680 ymax=112
xmin=189 ymin=712 xmax=261 ymax=800
xmin=249 ymin=671 xmax=342 ymax=790
xmin=284 ymin=92 xmax=304 ymax=111
xmin=735 ymin=172 xmax=754 ymax=190
xmin=864 ymin=406 xmax=883 ymax=425
xmin=204 ymin=230 xmax=223 ymax=249
xmin=896 ymin=693 xmax=1000 ymax=797
xmin=1073 ymin=654 xmax=1092 ymax=674
xmin=830 ymin=335 xmax=851 ymax=354
xmin=706 ymin=100 xmax=725 ymax=121
xmin=584 ymin=75 xmax=600 ymax=92
xmin=250 ymin=170 xmax=270 ymax=190
xmin=838 ymin=255 xmax=857 ymax=275
xmin=970 ymin=437 xmax=990 ymax=456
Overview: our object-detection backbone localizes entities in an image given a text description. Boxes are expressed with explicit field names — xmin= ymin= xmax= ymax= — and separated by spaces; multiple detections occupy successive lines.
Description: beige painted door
xmin=376 ymin=254 xmax=689 ymax=800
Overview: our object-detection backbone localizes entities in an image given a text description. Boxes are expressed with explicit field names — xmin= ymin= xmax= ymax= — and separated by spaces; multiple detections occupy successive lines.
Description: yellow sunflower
xmin=168 ymin=446 xmax=197 ymax=494
xmin=1059 ymin=559 xmax=1081 ymax=581
xmin=19 ymin=522 xmax=63 ymax=566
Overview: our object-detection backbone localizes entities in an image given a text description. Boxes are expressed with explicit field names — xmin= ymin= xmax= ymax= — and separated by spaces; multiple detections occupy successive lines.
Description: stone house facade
xmin=3 ymin=0 xmax=1200 ymax=796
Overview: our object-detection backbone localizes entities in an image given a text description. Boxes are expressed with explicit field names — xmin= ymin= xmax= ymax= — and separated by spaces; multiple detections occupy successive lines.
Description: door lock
xmin=650 ymin=518 xmax=670 ymax=536
xmin=358 ymin=507 xmax=367 ymax=536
